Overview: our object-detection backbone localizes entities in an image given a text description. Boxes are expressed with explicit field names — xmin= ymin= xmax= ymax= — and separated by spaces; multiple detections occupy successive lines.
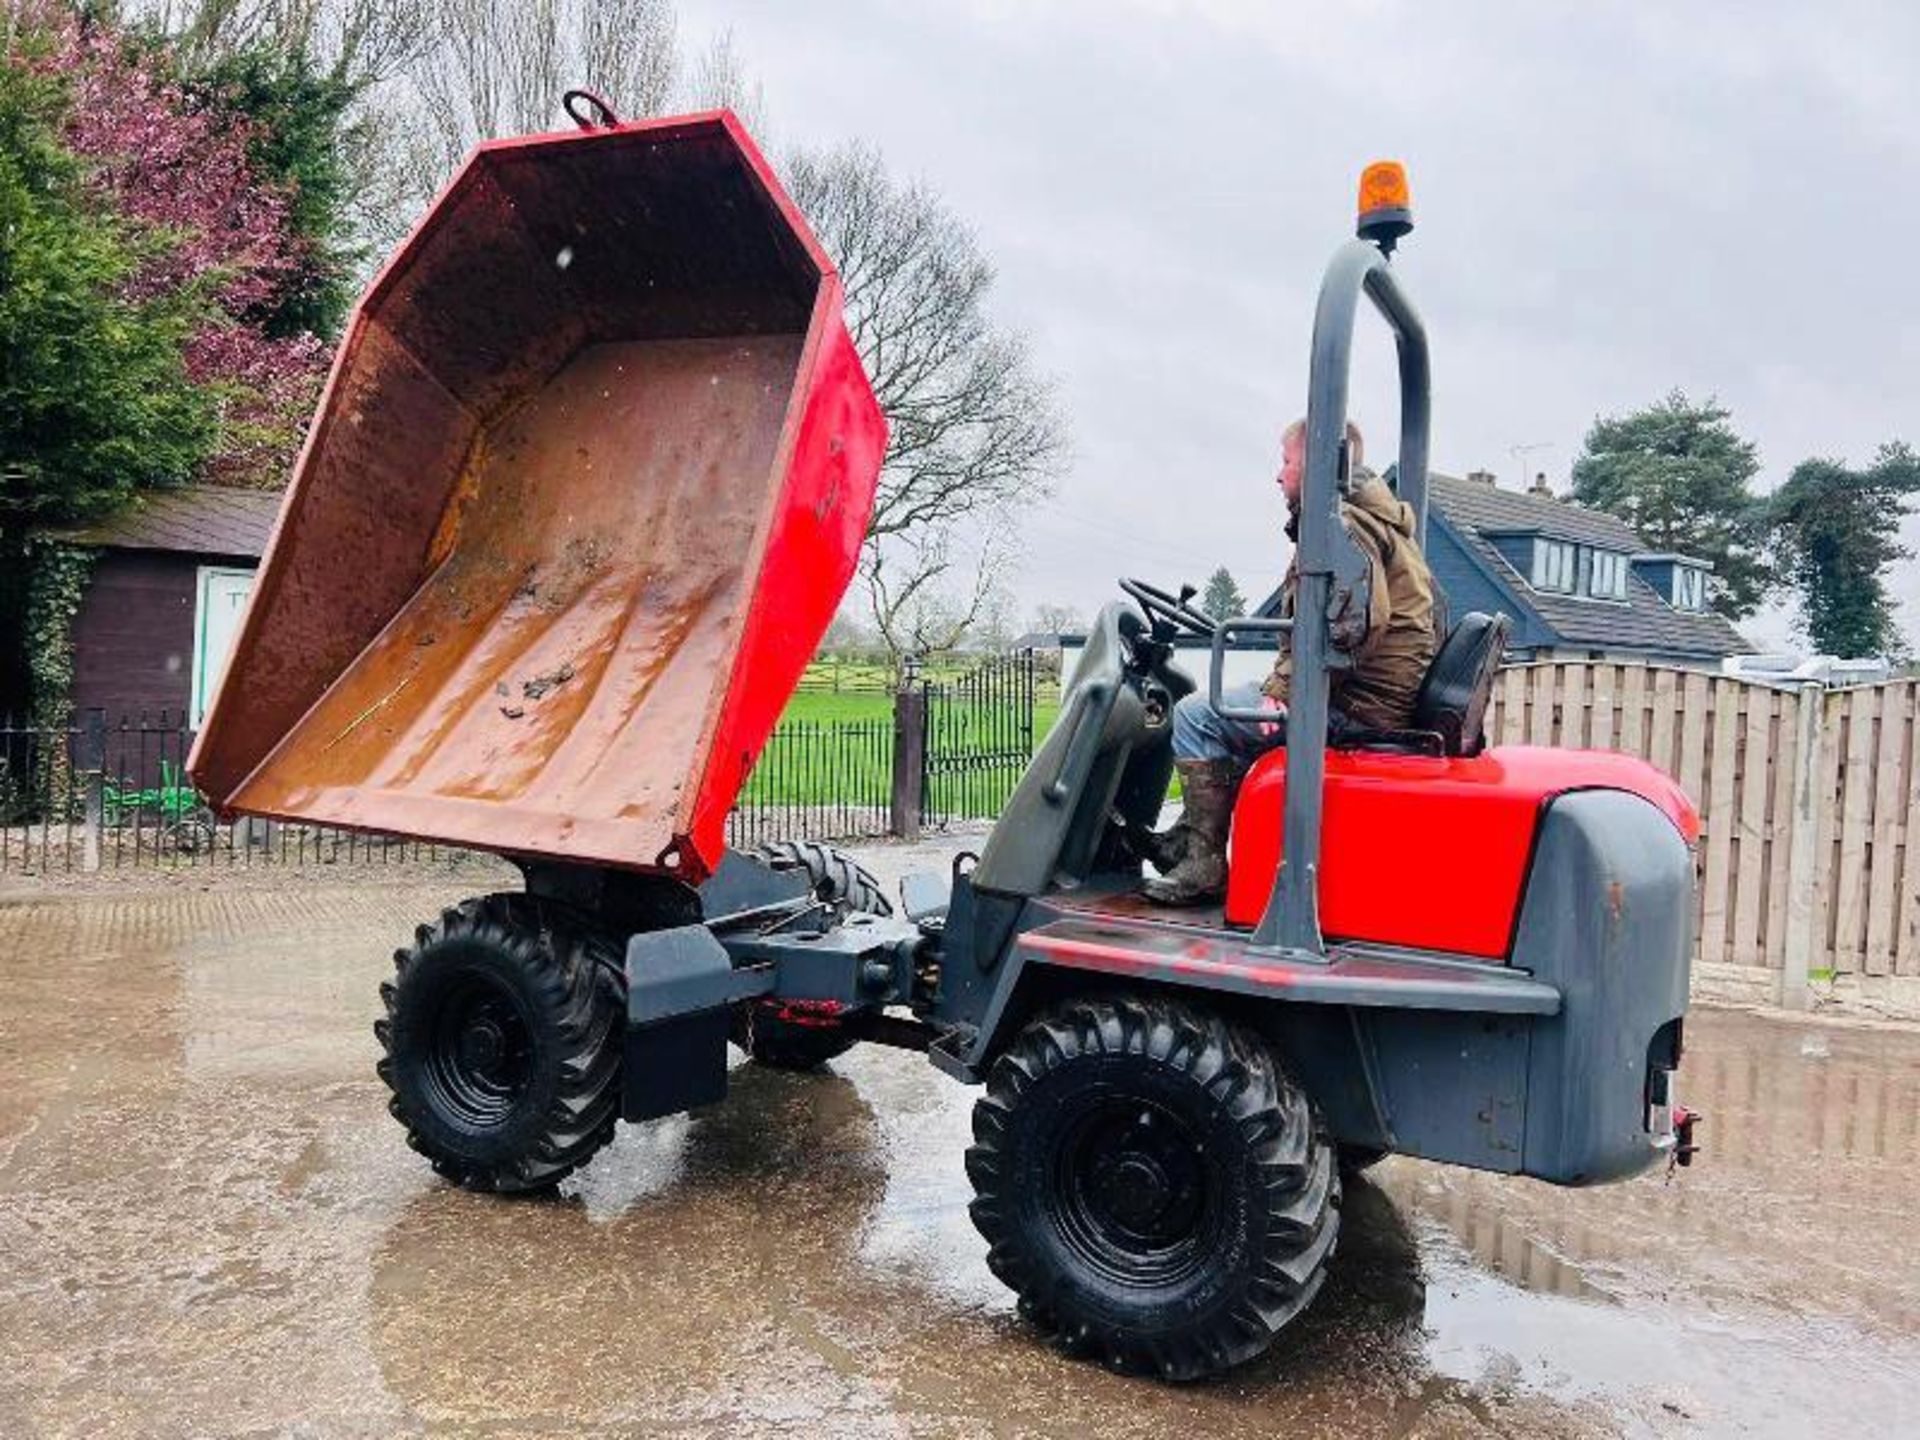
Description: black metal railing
xmin=726 ymin=717 xmax=896 ymax=849
xmin=3 ymin=656 xmax=1048 ymax=874
xmin=921 ymin=649 xmax=1039 ymax=826
xmin=1 ymin=709 xmax=456 ymax=875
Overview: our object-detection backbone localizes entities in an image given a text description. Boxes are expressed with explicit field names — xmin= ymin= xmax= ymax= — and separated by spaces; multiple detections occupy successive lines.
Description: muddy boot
xmin=1141 ymin=759 xmax=1239 ymax=906
xmin=1130 ymin=817 xmax=1190 ymax=874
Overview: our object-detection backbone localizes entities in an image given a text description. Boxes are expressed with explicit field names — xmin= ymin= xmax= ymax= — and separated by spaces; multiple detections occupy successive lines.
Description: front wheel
xmin=966 ymin=996 xmax=1339 ymax=1380
xmin=376 ymin=893 xmax=623 ymax=1192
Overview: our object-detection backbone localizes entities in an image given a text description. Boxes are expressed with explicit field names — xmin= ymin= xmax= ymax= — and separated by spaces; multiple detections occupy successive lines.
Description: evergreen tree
xmin=0 ymin=45 xmax=216 ymax=707
xmin=0 ymin=54 xmax=215 ymax=530
xmin=1765 ymin=444 xmax=1920 ymax=659
xmin=1201 ymin=566 xmax=1246 ymax=621
xmin=179 ymin=43 xmax=360 ymax=339
xmin=1570 ymin=391 xmax=1771 ymax=619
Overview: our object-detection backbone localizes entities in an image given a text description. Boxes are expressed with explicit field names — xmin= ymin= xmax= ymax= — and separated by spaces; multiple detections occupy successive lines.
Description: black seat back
xmin=1411 ymin=611 xmax=1509 ymax=757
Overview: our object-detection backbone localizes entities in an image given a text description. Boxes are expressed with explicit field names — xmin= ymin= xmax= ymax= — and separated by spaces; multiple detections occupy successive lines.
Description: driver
xmin=1140 ymin=417 xmax=1439 ymax=905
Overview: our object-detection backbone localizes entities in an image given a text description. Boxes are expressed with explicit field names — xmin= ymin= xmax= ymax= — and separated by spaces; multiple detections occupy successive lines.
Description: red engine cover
xmin=1224 ymin=745 xmax=1700 ymax=959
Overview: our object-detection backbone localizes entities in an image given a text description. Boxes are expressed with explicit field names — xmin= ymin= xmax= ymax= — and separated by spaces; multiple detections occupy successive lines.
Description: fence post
xmin=78 ymin=707 xmax=106 ymax=873
xmin=1778 ymin=683 xmax=1826 ymax=1011
xmin=891 ymin=685 xmax=926 ymax=842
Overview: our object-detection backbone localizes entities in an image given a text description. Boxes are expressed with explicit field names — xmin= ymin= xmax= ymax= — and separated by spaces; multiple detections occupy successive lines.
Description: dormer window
xmin=1588 ymin=549 xmax=1629 ymax=600
xmin=1531 ymin=538 xmax=1576 ymax=593
xmin=1673 ymin=565 xmax=1708 ymax=612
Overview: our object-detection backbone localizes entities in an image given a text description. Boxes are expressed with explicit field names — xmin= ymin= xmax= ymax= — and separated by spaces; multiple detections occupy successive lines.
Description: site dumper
xmin=193 ymin=118 xmax=1699 ymax=1381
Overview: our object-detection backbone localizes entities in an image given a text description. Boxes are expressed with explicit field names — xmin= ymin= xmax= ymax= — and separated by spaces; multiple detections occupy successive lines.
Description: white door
xmin=193 ymin=567 xmax=255 ymax=726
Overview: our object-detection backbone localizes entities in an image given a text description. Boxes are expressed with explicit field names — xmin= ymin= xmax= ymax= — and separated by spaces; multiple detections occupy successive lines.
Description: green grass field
xmin=782 ymin=689 xmax=1063 ymax=734
xmin=736 ymin=665 xmax=1065 ymax=815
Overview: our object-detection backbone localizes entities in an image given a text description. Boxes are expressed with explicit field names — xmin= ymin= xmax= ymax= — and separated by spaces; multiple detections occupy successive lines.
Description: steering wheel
xmin=1120 ymin=578 xmax=1217 ymax=638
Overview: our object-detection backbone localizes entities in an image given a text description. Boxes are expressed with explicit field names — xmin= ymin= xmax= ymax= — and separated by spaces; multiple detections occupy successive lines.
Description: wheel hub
xmin=425 ymin=974 xmax=534 ymax=1127
xmin=1057 ymin=1101 xmax=1212 ymax=1276
xmin=1091 ymin=1153 xmax=1174 ymax=1233
xmin=458 ymin=1017 xmax=507 ymax=1075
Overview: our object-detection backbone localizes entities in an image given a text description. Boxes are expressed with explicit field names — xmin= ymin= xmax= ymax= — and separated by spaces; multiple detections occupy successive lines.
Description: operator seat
xmin=1409 ymin=611 xmax=1509 ymax=756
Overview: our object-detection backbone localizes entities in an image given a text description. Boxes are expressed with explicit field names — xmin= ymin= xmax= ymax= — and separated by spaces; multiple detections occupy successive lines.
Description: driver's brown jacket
xmin=1261 ymin=475 xmax=1439 ymax=730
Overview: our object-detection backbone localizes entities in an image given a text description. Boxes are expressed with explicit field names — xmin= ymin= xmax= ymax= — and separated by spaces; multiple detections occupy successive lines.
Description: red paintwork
xmin=1015 ymin=914 xmax=1561 ymax=1010
xmin=1223 ymin=745 xmax=1701 ymax=959
xmin=1025 ymin=928 xmax=1298 ymax=988
xmin=685 ymin=317 xmax=886 ymax=869
xmin=188 ymin=112 xmax=884 ymax=883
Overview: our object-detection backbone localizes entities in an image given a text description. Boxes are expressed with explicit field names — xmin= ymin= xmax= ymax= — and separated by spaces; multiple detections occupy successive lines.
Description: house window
xmin=1672 ymin=566 xmax=1708 ymax=612
xmin=1531 ymin=538 xmax=1576 ymax=593
xmin=1587 ymin=549 xmax=1629 ymax=600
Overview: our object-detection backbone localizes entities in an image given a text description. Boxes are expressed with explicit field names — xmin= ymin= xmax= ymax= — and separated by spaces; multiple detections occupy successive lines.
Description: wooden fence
xmin=1485 ymin=663 xmax=1919 ymax=1005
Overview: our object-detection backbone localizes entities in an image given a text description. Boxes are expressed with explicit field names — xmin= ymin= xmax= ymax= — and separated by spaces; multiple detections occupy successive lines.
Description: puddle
xmin=5 ymin=884 xmax=1920 ymax=1437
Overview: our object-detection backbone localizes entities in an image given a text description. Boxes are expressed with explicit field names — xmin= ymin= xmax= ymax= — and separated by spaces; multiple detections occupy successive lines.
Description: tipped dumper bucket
xmin=188 ymin=112 xmax=886 ymax=881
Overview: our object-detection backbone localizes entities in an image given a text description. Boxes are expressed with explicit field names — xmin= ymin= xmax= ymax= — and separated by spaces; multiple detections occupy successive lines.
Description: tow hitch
xmin=1650 ymin=1068 xmax=1701 ymax=1171
xmin=1671 ymin=1104 xmax=1702 ymax=1168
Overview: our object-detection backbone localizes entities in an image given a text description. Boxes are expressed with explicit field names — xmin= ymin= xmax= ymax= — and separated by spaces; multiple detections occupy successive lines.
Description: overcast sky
xmin=680 ymin=0 xmax=1918 ymax=649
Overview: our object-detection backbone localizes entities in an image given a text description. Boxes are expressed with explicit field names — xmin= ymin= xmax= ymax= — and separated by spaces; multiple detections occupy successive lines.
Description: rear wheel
xmin=752 ymin=839 xmax=892 ymax=917
xmin=376 ymin=893 xmax=622 ymax=1192
xmin=966 ymin=996 xmax=1339 ymax=1380
xmin=730 ymin=842 xmax=892 ymax=1070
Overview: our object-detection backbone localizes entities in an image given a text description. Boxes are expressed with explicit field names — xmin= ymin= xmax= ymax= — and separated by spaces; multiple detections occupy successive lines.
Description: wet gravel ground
xmin=2 ymin=857 xmax=1917 ymax=1437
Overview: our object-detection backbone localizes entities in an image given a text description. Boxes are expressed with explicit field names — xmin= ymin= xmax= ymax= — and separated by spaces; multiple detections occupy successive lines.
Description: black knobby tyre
xmin=752 ymin=839 xmax=893 ymax=917
xmin=376 ymin=893 xmax=623 ymax=1193
xmin=730 ymin=842 xmax=892 ymax=1070
xmin=966 ymin=996 xmax=1340 ymax=1380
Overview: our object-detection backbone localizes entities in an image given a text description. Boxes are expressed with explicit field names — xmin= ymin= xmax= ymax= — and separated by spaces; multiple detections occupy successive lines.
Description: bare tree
xmin=820 ymin=609 xmax=878 ymax=654
xmin=786 ymin=143 xmax=1065 ymax=658
xmin=391 ymin=0 xmax=676 ymax=224
xmin=865 ymin=531 xmax=1017 ymax=660
xmin=681 ymin=26 xmax=764 ymax=135
xmin=148 ymin=0 xmax=434 ymax=88
xmin=1030 ymin=603 xmax=1086 ymax=636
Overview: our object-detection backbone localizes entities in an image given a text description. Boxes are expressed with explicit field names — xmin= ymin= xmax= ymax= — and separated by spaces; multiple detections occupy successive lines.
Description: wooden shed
xmin=59 ymin=487 xmax=279 ymax=726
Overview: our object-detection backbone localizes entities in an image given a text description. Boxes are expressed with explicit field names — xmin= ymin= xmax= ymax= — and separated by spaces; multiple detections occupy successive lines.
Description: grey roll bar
xmin=1208 ymin=617 xmax=1292 ymax=723
xmin=1249 ymin=236 xmax=1432 ymax=953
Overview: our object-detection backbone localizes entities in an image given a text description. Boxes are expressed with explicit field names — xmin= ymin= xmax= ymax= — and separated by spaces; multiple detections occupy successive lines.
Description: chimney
xmin=1465 ymin=468 xmax=1498 ymax=486
xmin=1529 ymin=471 xmax=1554 ymax=498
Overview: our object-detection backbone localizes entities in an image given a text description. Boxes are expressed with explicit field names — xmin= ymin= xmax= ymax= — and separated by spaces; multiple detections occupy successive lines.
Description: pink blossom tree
xmin=28 ymin=5 xmax=330 ymax=488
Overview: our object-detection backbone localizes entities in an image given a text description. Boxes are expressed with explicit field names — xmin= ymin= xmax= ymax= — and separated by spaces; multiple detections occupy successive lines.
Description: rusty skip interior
xmin=193 ymin=123 xmax=826 ymax=864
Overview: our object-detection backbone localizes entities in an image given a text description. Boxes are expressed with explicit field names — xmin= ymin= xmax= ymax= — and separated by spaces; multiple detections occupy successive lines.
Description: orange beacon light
xmin=1357 ymin=160 xmax=1413 ymax=253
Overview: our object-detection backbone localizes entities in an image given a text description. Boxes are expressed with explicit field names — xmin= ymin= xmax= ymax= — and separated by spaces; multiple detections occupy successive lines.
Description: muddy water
xmin=1 ymin=882 xmax=1916 ymax=1437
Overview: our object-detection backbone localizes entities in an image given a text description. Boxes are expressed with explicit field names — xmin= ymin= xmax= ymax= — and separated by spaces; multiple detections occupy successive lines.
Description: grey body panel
xmin=986 ymin=912 xmax=1560 ymax=1019
xmin=622 ymin=924 xmax=745 ymax=1122
xmin=625 ymin=924 xmax=758 ymax=1022
xmin=1512 ymin=789 xmax=1695 ymax=1183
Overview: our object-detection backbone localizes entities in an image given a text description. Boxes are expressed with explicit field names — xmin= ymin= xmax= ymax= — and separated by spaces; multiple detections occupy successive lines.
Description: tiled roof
xmin=1428 ymin=472 xmax=1645 ymax=549
xmin=1431 ymin=473 xmax=1750 ymax=658
xmin=59 ymin=486 xmax=282 ymax=559
xmin=1255 ymin=471 xmax=1753 ymax=658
